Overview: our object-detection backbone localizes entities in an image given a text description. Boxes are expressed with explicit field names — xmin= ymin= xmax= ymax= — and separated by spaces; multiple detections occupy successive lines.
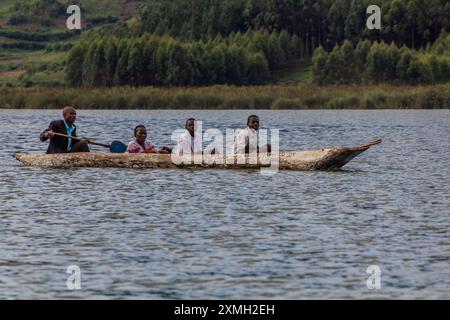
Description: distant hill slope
xmin=0 ymin=0 xmax=314 ymax=88
xmin=2 ymin=0 xmax=449 ymax=89
xmin=0 ymin=0 xmax=138 ymax=30
xmin=0 ymin=0 xmax=143 ymax=87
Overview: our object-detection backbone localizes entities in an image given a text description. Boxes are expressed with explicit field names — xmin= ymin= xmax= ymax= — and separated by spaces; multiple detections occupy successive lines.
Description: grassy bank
xmin=1 ymin=84 xmax=450 ymax=109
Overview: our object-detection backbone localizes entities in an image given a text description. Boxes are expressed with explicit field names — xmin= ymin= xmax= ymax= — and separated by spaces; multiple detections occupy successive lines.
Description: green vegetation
xmin=0 ymin=0 xmax=127 ymax=88
xmin=5 ymin=0 xmax=123 ymax=26
xmin=7 ymin=0 xmax=65 ymax=27
xmin=66 ymin=30 xmax=300 ymax=87
xmin=0 ymin=0 xmax=450 ymax=109
xmin=65 ymin=0 xmax=450 ymax=88
xmin=271 ymin=61 xmax=313 ymax=85
xmin=2 ymin=84 xmax=450 ymax=109
xmin=313 ymin=31 xmax=450 ymax=85
xmin=0 ymin=50 xmax=67 ymax=87
xmin=135 ymin=0 xmax=449 ymax=51
xmin=69 ymin=0 xmax=123 ymax=20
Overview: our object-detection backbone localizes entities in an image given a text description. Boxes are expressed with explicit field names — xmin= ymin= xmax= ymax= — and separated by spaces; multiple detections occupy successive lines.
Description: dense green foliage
xmin=8 ymin=0 xmax=65 ymax=26
xmin=66 ymin=30 xmax=301 ymax=87
xmin=2 ymin=0 xmax=450 ymax=90
xmin=5 ymin=0 xmax=120 ymax=26
xmin=313 ymin=30 xmax=450 ymax=85
xmin=65 ymin=0 xmax=450 ymax=87
xmin=137 ymin=0 xmax=450 ymax=52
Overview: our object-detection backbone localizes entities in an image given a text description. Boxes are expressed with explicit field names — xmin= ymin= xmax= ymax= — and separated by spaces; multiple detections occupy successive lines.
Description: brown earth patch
xmin=122 ymin=0 xmax=142 ymax=17
xmin=0 ymin=69 xmax=25 ymax=80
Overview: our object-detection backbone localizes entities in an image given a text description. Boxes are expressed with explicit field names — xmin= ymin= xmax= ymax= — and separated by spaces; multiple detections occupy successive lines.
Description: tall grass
xmin=1 ymin=84 xmax=450 ymax=109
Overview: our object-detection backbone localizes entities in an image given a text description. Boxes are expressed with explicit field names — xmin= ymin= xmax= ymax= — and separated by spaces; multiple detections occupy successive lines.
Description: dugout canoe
xmin=14 ymin=140 xmax=381 ymax=170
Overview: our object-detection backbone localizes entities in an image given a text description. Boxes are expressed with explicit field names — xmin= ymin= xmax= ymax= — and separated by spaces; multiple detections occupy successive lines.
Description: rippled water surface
xmin=0 ymin=109 xmax=449 ymax=299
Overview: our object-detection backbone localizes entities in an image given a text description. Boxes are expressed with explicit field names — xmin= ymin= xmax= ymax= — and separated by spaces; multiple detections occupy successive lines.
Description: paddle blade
xmin=110 ymin=141 xmax=127 ymax=153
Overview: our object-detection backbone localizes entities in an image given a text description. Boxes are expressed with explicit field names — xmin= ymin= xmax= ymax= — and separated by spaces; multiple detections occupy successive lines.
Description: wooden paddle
xmin=51 ymin=132 xmax=127 ymax=153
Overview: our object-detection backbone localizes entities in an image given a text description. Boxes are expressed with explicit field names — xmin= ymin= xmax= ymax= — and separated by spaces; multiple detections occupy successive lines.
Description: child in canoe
xmin=128 ymin=125 xmax=172 ymax=154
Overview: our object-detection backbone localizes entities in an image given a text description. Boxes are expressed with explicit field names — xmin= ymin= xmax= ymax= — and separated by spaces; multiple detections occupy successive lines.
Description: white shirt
xmin=234 ymin=127 xmax=258 ymax=154
xmin=176 ymin=130 xmax=203 ymax=155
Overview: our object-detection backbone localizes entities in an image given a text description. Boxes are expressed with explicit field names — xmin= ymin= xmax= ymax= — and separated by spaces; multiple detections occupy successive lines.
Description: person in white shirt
xmin=234 ymin=115 xmax=271 ymax=154
xmin=176 ymin=118 xmax=203 ymax=156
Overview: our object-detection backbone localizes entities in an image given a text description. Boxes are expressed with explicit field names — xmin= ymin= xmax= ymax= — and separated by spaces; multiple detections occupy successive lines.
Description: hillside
xmin=1 ymin=0 xmax=449 ymax=89
xmin=0 ymin=0 xmax=141 ymax=87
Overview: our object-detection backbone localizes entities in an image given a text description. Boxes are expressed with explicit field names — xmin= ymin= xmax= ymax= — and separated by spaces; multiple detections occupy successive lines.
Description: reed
xmin=1 ymin=84 xmax=450 ymax=109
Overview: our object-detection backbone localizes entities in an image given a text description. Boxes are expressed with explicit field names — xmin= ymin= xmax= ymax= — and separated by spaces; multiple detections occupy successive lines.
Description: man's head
xmin=62 ymin=106 xmax=77 ymax=124
xmin=185 ymin=118 xmax=196 ymax=136
xmin=247 ymin=115 xmax=259 ymax=131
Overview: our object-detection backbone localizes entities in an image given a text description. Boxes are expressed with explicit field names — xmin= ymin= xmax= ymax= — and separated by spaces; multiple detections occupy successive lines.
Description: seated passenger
xmin=233 ymin=115 xmax=271 ymax=154
xmin=176 ymin=118 xmax=203 ymax=156
xmin=128 ymin=125 xmax=171 ymax=154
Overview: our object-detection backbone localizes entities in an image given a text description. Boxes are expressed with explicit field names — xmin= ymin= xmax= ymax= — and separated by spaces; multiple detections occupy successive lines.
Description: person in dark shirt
xmin=40 ymin=106 xmax=90 ymax=154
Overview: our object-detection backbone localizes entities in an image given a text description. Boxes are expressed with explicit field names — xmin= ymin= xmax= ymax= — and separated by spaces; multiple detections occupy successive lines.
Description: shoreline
xmin=1 ymin=84 xmax=450 ymax=109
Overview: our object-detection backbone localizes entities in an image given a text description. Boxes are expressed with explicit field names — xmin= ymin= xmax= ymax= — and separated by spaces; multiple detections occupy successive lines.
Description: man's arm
xmin=40 ymin=121 xmax=57 ymax=142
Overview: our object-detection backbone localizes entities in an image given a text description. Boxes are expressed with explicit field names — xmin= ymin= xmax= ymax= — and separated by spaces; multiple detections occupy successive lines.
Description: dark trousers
xmin=71 ymin=140 xmax=90 ymax=153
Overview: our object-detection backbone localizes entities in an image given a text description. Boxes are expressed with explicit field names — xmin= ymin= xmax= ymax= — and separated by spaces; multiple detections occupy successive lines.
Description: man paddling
xmin=234 ymin=115 xmax=271 ymax=154
xmin=40 ymin=106 xmax=90 ymax=154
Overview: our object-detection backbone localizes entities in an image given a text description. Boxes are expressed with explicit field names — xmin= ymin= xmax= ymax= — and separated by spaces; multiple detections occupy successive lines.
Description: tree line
xmin=137 ymin=0 xmax=450 ymax=55
xmin=8 ymin=0 xmax=450 ymax=55
xmin=312 ymin=30 xmax=450 ymax=85
xmin=66 ymin=30 xmax=302 ymax=87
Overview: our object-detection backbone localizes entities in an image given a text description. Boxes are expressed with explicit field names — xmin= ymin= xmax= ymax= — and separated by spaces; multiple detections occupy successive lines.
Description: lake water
xmin=0 ymin=109 xmax=449 ymax=299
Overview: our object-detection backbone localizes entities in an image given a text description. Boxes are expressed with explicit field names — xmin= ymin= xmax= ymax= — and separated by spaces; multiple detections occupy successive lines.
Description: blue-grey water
xmin=0 ymin=109 xmax=449 ymax=299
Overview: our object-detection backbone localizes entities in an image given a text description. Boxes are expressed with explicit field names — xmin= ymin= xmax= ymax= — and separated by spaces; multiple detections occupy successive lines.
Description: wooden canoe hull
xmin=14 ymin=140 xmax=380 ymax=170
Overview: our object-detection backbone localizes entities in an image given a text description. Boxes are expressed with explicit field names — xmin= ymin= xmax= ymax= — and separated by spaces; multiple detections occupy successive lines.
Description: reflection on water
xmin=0 ymin=110 xmax=449 ymax=299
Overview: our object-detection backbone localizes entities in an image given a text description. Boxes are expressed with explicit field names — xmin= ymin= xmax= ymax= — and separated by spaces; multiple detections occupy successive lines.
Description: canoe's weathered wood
xmin=14 ymin=140 xmax=380 ymax=170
